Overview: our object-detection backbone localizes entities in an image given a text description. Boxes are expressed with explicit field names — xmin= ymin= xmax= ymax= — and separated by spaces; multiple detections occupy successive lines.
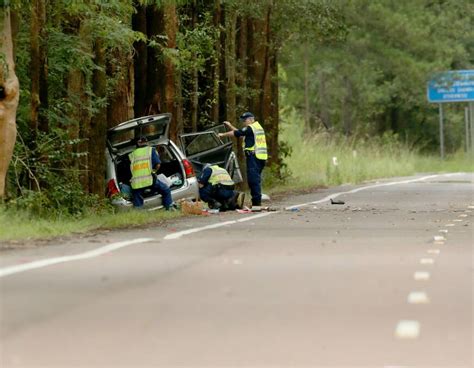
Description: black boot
xmin=208 ymin=199 xmax=222 ymax=210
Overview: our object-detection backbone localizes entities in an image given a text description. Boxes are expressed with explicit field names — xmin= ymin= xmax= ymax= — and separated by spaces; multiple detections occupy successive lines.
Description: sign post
xmin=465 ymin=107 xmax=470 ymax=152
xmin=438 ymin=104 xmax=444 ymax=159
xmin=470 ymin=102 xmax=474 ymax=155
xmin=427 ymin=70 xmax=474 ymax=158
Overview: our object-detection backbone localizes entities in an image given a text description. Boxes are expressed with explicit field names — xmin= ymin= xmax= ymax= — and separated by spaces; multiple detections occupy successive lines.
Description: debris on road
xmin=330 ymin=198 xmax=345 ymax=205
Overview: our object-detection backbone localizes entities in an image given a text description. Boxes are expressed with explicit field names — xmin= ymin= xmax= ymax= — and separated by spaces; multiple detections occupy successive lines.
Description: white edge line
xmin=0 ymin=238 xmax=155 ymax=279
xmin=165 ymin=212 xmax=277 ymax=240
xmin=237 ymin=212 xmax=276 ymax=222
xmin=164 ymin=220 xmax=237 ymax=240
xmin=286 ymin=174 xmax=445 ymax=210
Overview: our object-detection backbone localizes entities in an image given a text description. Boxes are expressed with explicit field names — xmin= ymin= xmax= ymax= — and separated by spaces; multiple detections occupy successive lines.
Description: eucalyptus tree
xmin=0 ymin=0 xmax=19 ymax=198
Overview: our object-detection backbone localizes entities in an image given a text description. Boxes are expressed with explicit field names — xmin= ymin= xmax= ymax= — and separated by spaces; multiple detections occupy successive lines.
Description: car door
xmin=179 ymin=128 xmax=242 ymax=183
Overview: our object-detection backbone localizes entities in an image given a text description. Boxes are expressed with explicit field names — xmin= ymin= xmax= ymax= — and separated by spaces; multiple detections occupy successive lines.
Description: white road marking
xmin=469 ymin=205 xmax=474 ymax=209
xmin=164 ymin=220 xmax=237 ymax=240
xmin=433 ymin=241 xmax=445 ymax=246
xmin=395 ymin=320 xmax=420 ymax=339
xmin=438 ymin=229 xmax=448 ymax=234
xmin=458 ymin=214 xmax=468 ymax=218
xmin=445 ymin=223 xmax=455 ymax=227
xmin=414 ymin=271 xmax=430 ymax=281
xmin=237 ymin=212 xmax=275 ymax=223
xmin=427 ymin=249 xmax=440 ymax=255
xmin=453 ymin=219 xmax=463 ymax=222
xmin=433 ymin=235 xmax=446 ymax=241
xmin=164 ymin=212 xmax=275 ymax=240
xmin=285 ymin=174 xmax=451 ymax=210
xmin=407 ymin=291 xmax=430 ymax=304
xmin=420 ymin=258 xmax=435 ymax=265
xmin=0 ymin=238 xmax=155 ymax=278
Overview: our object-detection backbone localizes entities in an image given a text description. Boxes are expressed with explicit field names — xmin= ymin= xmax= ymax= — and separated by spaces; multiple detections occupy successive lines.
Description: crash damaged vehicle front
xmin=106 ymin=113 xmax=242 ymax=209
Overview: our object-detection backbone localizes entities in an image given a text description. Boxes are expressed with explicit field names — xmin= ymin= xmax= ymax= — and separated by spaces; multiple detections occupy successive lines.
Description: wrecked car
xmin=106 ymin=113 xmax=242 ymax=209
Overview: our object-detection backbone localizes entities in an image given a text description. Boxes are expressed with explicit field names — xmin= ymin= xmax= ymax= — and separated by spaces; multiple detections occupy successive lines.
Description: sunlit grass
xmin=269 ymin=110 xmax=473 ymax=193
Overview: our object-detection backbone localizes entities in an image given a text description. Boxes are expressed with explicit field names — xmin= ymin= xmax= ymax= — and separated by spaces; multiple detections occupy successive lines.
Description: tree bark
xmin=107 ymin=51 xmax=134 ymax=128
xmin=224 ymin=7 xmax=237 ymax=126
xmin=211 ymin=0 xmax=221 ymax=124
xmin=88 ymin=38 xmax=107 ymax=196
xmin=145 ymin=3 xmax=163 ymax=116
xmin=0 ymin=6 xmax=20 ymax=198
xmin=132 ymin=2 xmax=147 ymax=117
xmin=30 ymin=0 xmax=48 ymax=134
xmin=190 ymin=0 xmax=199 ymax=132
xmin=163 ymin=3 xmax=180 ymax=141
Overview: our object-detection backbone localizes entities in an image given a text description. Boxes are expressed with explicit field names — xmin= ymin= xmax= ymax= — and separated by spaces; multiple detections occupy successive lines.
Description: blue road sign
xmin=427 ymin=70 xmax=474 ymax=103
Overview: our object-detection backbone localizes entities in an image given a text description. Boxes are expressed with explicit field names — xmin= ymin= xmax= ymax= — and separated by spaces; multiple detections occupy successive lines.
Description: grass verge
xmin=0 ymin=207 xmax=180 ymax=243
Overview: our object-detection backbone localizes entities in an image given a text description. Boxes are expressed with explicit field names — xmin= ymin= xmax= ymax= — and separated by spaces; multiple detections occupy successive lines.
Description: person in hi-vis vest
xmin=219 ymin=112 xmax=267 ymax=207
xmin=129 ymin=136 xmax=173 ymax=209
xmin=198 ymin=164 xmax=246 ymax=211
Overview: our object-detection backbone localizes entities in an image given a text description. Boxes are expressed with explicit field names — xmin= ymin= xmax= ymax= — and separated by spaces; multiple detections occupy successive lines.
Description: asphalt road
xmin=0 ymin=173 xmax=473 ymax=368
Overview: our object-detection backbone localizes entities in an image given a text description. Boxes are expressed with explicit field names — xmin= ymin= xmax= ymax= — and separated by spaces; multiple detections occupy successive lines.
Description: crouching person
xmin=198 ymin=164 xmax=245 ymax=211
xmin=129 ymin=136 xmax=173 ymax=210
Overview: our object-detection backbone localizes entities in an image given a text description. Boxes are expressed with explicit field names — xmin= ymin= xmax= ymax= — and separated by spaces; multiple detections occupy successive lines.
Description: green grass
xmin=0 ymin=207 xmax=180 ymax=243
xmin=266 ymin=110 xmax=473 ymax=193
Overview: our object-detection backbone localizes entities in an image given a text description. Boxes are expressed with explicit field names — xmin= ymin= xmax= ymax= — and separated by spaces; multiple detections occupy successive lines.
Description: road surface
xmin=0 ymin=173 xmax=473 ymax=367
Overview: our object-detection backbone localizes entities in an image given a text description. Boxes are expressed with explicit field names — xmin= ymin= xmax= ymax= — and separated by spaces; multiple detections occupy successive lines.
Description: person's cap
xmin=239 ymin=112 xmax=254 ymax=122
xmin=136 ymin=136 xmax=148 ymax=145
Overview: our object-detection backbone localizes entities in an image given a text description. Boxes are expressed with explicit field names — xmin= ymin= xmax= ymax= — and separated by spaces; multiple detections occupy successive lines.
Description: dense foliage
xmin=280 ymin=0 xmax=474 ymax=151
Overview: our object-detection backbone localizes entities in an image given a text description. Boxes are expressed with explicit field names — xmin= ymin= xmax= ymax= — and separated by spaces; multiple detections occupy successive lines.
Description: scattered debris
xmin=330 ymin=198 xmax=345 ymax=205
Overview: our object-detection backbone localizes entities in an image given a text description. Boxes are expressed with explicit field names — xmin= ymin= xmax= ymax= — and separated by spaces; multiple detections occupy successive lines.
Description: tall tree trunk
xmin=132 ymin=2 xmax=147 ymax=117
xmin=236 ymin=15 xmax=248 ymax=111
xmin=66 ymin=21 xmax=92 ymax=191
xmin=88 ymin=39 xmax=107 ymax=196
xmin=163 ymin=3 xmax=180 ymax=140
xmin=252 ymin=3 xmax=279 ymax=167
xmin=30 ymin=0 xmax=48 ymax=134
xmin=224 ymin=7 xmax=237 ymax=125
xmin=211 ymin=0 xmax=221 ymax=124
xmin=107 ymin=52 xmax=134 ymax=128
xmin=0 ymin=6 xmax=19 ymax=198
xmin=190 ymin=0 xmax=199 ymax=132
xmin=145 ymin=4 xmax=163 ymax=116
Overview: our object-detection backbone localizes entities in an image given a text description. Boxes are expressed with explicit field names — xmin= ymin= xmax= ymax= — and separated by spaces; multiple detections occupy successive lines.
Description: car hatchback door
xmin=179 ymin=127 xmax=242 ymax=183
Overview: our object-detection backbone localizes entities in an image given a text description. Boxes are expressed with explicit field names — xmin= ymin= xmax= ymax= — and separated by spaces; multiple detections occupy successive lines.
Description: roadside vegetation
xmin=265 ymin=110 xmax=474 ymax=193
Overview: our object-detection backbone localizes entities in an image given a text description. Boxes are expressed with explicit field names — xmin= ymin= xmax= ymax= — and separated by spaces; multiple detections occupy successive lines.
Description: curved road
xmin=0 ymin=173 xmax=473 ymax=367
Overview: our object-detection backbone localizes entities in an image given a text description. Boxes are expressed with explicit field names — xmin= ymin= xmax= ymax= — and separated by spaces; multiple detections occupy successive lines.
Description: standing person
xmin=198 ymin=164 xmax=245 ymax=211
xmin=129 ymin=136 xmax=173 ymax=210
xmin=218 ymin=112 xmax=267 ymax=207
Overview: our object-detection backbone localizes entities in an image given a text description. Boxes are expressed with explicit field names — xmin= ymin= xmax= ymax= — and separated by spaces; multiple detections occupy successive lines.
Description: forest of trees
xmin=0 ymin=0 xmax=472 ymax=214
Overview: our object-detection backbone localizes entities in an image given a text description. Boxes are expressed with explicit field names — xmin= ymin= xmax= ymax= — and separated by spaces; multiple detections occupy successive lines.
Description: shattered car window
xmin=184 ymin=134 xmax=221 ymax=156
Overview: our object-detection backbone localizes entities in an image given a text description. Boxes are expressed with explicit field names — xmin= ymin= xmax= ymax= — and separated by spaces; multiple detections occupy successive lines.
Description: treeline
xmin=1 ymin=0 xmax=344 ymax=210
xmin=281 ymin=0 xmax=474 ymax=150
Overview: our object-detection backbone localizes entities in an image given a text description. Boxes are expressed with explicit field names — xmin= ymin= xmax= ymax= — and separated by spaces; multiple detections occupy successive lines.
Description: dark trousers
xmin=246 ymin=154 xmax=266 ymax=206
xmin=132 ymin=177 xmax=172 ymax=208
xmin=199 ymin=184 xmax=236 ymax=210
